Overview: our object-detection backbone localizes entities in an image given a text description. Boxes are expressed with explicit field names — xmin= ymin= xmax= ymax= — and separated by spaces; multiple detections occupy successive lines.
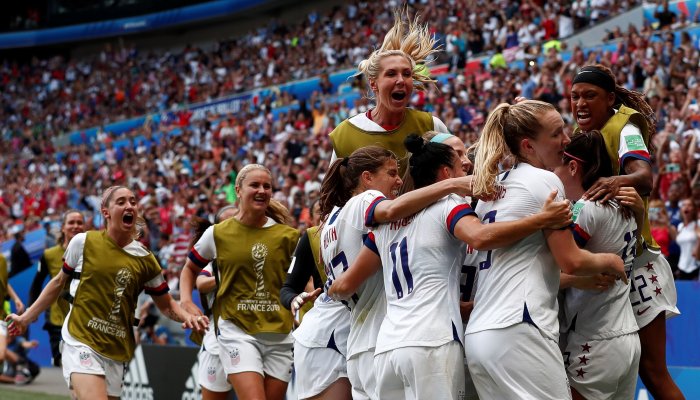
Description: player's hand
xmin=572 ymin=273 xmax=617 ymax=292
xmin=180 ymin=299 xmax=204 ymax=317
xmin=446 ymin=176 xmax=474 ymax=197
xmin=291 ymin=288 xmax=322 ymax=326
xmin=5 ymin=314 xmax=29 ymax=337
xmin=603 ymin=253 xmax=628 ymax=284
xmin=14 ymin=299 xmax=25 ymax=315
xmin=583 ymin=176 xmax=621 ymax=203
xmin=615 ymin=187 xmax=644 ymax=218
xmin=182 ymin=313 xmax=209 ymax=332
xmin=538 ymin=190 xmax=572 ymax=229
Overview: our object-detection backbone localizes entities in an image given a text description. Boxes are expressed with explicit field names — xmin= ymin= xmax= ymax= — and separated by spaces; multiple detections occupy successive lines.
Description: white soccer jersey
xmin=562 ymin=200 xmax=639 ymax=339
xmin=466 ymin=163 xmax=565 ymax=341
xmin=321 ymin=189 xmax=387 ymax=358
xmin=293 ymin=292 xmax=351 ymax=356
xmin=367 ymin=194 xmax=475 ymax=355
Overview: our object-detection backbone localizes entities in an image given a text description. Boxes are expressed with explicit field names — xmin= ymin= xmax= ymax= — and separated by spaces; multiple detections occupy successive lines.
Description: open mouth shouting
xmin=576 ymin=110 xmax=592 ymax=128
xmin=391 ymin=91 xmax=407 ymax=102
xmin=122 ymin=212 xmax=135 ymax=228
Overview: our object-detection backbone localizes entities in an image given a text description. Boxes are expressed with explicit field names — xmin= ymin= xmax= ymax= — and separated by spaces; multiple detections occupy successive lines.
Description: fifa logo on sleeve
xmin=110 ymin=268 xmax=133 ymax=321
xmin=251 ymin=243 xmax=269 ymax=299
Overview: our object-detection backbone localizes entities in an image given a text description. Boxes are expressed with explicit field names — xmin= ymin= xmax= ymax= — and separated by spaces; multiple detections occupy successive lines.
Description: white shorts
xmin=564 ymin=331 xmax=640 ymax=400
xmin=465 ymin=323 xmax=571 ymax=400
xmin=630 ymin=249 xmax=680 ymax=329
xmin=0 ymin=320 xmax=6 ymax=337
xmin=61 ymin=341 xmax=127 ymax=397
xmin=294 ymin=342 xmax=348 ymax=399
xmin=198 ymin=346 xmax=232 ymax=393
xmin=347 ymin=351 xmax=377 ymax=400
xmin=217 ymin=319 xmax=293 ymax=382
xmin=374 ymin=341 xmax=465 ymax=400
xmin=463 ymin=356 xmax=480 ymax=400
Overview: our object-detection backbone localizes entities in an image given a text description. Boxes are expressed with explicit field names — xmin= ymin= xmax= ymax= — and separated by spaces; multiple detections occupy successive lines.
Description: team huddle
xmin=3 ymin=10 xmax=685 ymax=400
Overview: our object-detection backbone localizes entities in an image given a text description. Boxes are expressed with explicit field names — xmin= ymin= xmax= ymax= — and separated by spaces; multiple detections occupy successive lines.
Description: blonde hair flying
xmin=357 ymin=9 xmax=439 ymax=92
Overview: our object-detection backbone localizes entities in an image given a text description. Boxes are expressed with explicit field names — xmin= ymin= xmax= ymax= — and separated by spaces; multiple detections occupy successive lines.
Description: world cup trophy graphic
xmin=251 ymin=243 xmax=269 ymax=299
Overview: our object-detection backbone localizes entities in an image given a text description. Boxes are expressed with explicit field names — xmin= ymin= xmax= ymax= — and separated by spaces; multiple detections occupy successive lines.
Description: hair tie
xmin=340 ymin=158 xmax=349 ymax=167
xmin=563 ymin=151 xmax=586 ymax=164
xmin=572 ymin=66 xmax=615 ymax=93
xmin=430 ymin=133 xmax=455 ymax=144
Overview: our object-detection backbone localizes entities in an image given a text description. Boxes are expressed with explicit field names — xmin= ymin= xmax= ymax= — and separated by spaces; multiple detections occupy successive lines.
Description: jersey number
xmin=460 ymin=265 xmax=477 ymax=301
xmin=390 ymin=237 xmax=413 ymax=299
xmin=479 ymin=210 xmax=497 ymax=270
xmin=630 ymin=274 xmax=653 ymax=307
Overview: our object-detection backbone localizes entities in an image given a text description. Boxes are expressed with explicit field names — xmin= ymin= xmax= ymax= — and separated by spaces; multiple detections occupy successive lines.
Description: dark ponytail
xmin=319 ymin=146 xmax=396 ymax=220
xmin=404 ymin=134 xmax=456 ymax=189
xmin=562 ymin=130 xmax=613 ymax=191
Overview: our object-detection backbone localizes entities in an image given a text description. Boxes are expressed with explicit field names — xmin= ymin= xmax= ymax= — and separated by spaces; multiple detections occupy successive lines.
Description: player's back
xmin=321 ymin=190 xmax=386 ymax=357
xmin=563 ymin=200 xmax=638 ymax=338
xmin=468 ymin=163 xmax=565 ymax=341
xmin=371 ymin=195 xmax=468 ymax=355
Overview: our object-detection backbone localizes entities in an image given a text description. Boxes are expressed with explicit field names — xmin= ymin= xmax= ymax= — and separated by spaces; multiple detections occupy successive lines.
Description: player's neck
xmin=236 ymin=210 xmax=267 ymax=228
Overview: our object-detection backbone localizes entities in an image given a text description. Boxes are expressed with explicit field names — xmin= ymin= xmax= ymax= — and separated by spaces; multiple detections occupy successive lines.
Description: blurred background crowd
xmin=2 ymin=0 xmax=700 ymax=344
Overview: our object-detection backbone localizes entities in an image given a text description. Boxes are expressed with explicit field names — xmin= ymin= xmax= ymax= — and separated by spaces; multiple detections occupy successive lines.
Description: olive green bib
xmin=213 ymin=218 xmax=299 ymax=335
xmin=597 ymin=105 xmax=658 ymax=250
xmin=330 ymin=108 xmax=434 ymax=176
xmin=0 ymin=255 xmax=7 ymax=320
xmin=306 ymin=226 xmax=326 ymax=283
xmin=67 ymin=231 xmax=161 ymax=362
xmin=43 ymin=245 xmax=71 ymax=326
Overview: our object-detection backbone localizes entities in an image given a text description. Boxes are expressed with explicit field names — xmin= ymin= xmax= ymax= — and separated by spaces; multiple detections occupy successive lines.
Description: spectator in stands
xmin=676 ymin=197 xmax=700 ymax=280
xmin=654 ymin=0 xmax=676 ymax=30
xmin=9 ymin=226 xmax=31 ymax=278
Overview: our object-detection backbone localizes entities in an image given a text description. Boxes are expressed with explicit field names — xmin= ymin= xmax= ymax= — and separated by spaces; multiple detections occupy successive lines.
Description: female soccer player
xmin=29 ymin=209 xmax=85 ymax=366
xmin=294 ymin=145 xmax=478 ymax=400
xmin=465 ymin=100 xmax=627 ymax=399
xmin=193 ymin=205 xmax=238 ymax=400
xmin=6 ymin=186 xmax=205 ymax=400
xmin=328 ymin=135 xmax=575 ymax=400
xmin=556 ymin=130 xmax=641 ymax=400
xmin=180 ymin=165 xmax=299 ymax=400
xmin=570 ymin=64 xmax=682 ymax=399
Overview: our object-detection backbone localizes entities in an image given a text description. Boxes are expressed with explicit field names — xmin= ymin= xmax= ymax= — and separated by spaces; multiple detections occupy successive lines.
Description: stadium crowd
xmin=1 ymin=0 xmax=698 ymax=310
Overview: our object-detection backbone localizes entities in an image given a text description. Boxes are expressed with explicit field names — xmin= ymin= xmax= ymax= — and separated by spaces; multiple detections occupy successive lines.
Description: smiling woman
xmin=179 ymin=164 xmax=300 ymax=400
xmin=328 ymin=9 xmax=449 ymax=177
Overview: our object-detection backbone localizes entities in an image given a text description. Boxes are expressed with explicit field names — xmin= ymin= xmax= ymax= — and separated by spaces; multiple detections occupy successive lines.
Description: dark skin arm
xmin=583 ymin=159 xmax=653 ymax=203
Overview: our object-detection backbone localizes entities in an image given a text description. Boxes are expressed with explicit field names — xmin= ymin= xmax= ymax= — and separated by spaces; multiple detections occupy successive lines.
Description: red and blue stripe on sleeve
xmin=198 ymin=269 xmax=212 ymax=277
xmin=62 ymin=260 xmax=75 ymax=276
xmin=620 ymin=150 xmax=650 ymax=168
xmin=188 ymin=248 xmax=210 ymax=271
xmin=145 ymin=280 xmax=169 ymax=296
xmin=363 ymin=231 xmax=380 ymax=255
xmin=447 ymin=204 xmax=477 ymax=235
xmin=365 ymin=196 xmax=388 ymax=227
xmin=571 ymin=224 xmax=591 ymax=248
